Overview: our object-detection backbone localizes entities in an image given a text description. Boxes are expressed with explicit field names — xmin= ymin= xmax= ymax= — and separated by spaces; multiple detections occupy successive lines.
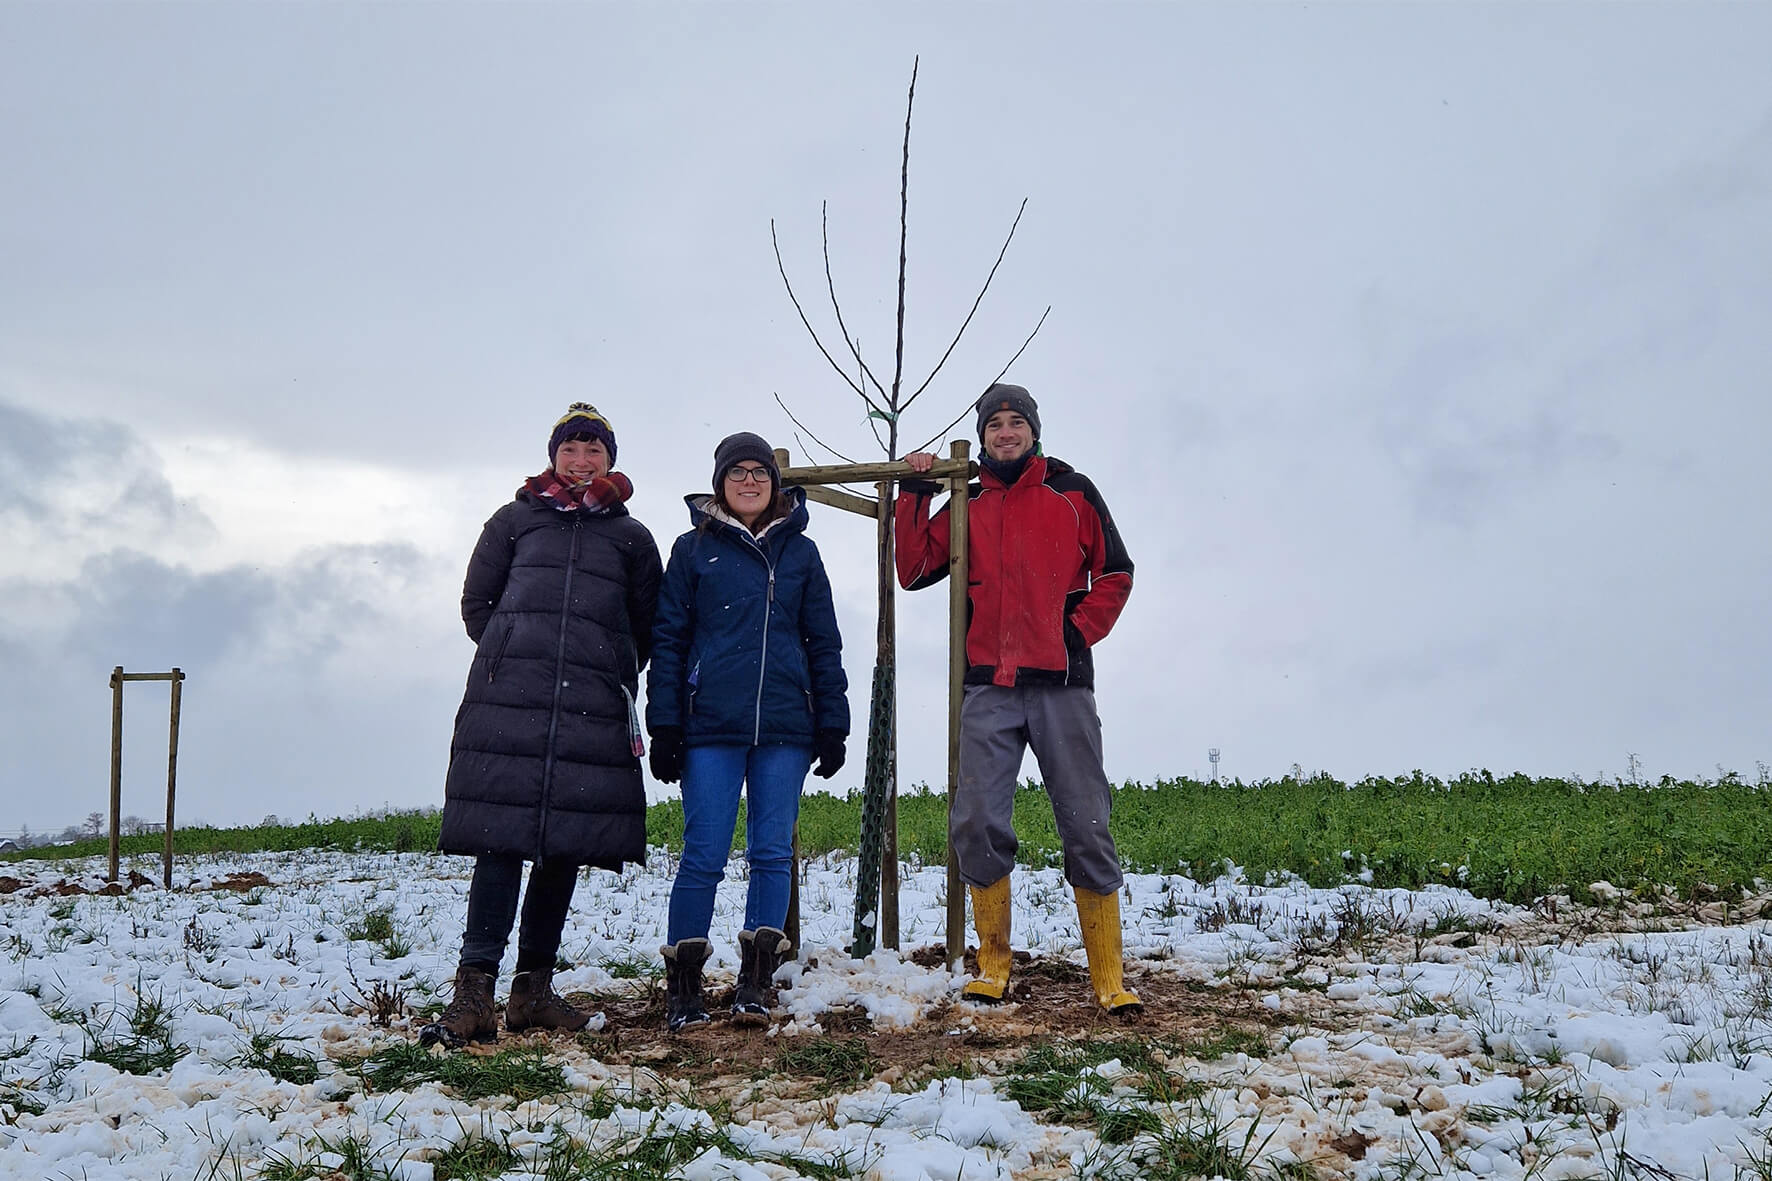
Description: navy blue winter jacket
xmin=647 ymin=490 xmax=849 ymax=747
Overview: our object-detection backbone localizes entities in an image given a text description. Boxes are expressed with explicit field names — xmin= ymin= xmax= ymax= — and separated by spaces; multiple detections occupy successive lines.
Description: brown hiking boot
xmin=505 ymin=968 xmax=590 ymax=1034
xmin=417 ymin=966 xmax=497 ymax=1048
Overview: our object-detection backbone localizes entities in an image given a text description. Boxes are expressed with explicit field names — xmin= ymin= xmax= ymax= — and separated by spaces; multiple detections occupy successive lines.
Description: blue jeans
xmin=667 ymin=742 xmax=812 ymax=943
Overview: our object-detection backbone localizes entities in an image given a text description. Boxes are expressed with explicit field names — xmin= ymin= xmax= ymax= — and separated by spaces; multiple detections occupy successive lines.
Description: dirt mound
xmin=0 ymin=868 xmax=271 ymax=897
xmin=550 ymin=946 xmax=1287 ymax=1101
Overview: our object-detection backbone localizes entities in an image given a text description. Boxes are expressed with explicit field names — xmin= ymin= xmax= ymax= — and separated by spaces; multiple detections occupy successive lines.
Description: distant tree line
xmin=3 ymin=812 xmax=202 ymax=849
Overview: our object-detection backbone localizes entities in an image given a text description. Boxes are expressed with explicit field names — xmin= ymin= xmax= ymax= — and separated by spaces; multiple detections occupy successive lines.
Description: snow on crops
xmin=4 ymin=850 xmax=1772 ymax=1179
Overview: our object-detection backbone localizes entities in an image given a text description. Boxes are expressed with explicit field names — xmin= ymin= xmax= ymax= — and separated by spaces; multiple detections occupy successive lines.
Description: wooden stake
xmin=164 ymin=670 xmax=183 ymax=889
xmin=109 ymin=666 xmax=123 ymax=884
xmin=945 ymin=440 xmax=971 ymax=968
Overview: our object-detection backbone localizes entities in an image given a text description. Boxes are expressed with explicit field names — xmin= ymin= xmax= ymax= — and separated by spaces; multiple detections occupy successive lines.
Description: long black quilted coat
xmin=440 ymin=489 xmax=662 ymax=870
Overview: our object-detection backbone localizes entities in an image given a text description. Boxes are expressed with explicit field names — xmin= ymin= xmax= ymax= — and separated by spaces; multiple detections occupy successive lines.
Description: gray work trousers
xmin=952 ymin=683 xmax=1124 ymax=895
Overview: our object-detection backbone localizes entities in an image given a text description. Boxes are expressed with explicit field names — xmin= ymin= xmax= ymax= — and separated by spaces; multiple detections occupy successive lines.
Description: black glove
xmin=649 ymin=726 xmax=685 ymax=784
xmin=899 ymin=477 xmax=943 ymax=497
xmin=812 ymin=729 xmax=846 ymax=779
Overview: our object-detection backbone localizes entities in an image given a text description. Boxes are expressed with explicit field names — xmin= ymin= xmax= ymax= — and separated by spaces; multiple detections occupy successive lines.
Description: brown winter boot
xmin=417 ymin=966 xmax=498 ymax=1048
xmin=661 ymin=938 xmax=712 ymax=1033
xmin=505 ymin=968 xmax=591 ymax=1034
xmin=732 ymin=927 xmax=791 ymax=1026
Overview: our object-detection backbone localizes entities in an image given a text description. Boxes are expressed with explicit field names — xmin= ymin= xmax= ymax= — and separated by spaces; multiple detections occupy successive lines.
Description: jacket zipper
xmin=744 ymin=531 xmax=776 ymax=745
xmin=538 ymin=518 xmax=582 ymax=858
xmin=997 ymin=483 xmax=1015 ymax=686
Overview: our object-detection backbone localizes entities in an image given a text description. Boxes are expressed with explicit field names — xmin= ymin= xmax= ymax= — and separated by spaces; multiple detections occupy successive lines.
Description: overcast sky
xmin=3 ymin=3 xmax=1768 ymax=834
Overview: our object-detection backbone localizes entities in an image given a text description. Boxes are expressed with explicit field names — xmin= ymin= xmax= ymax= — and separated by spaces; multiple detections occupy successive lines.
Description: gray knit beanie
xmin=975 ymin=383 xmax=1040 ymax=443
xmin=711 ymin=432 xmax=780 ymax=493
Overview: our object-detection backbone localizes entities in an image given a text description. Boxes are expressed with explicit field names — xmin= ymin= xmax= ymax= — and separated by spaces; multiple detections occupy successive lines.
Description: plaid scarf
xmin=523 ymin=469 xmax=634 ymax=514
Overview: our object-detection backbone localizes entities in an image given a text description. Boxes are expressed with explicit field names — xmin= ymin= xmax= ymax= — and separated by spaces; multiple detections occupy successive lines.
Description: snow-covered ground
xmin=3 ymin=848 xmax=1771 ymax=1179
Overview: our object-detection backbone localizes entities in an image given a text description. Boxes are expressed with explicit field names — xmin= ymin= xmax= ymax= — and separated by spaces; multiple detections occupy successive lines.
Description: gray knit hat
xmin=712 ymin=431 xmax=780 ymax=492
xmin=975 ymin=383 xmax=1040 ymax=443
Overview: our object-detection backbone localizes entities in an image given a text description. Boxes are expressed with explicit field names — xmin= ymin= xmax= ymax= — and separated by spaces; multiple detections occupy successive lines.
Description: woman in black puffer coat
xmin=421 ymin=403 xmax=662 ymax=1049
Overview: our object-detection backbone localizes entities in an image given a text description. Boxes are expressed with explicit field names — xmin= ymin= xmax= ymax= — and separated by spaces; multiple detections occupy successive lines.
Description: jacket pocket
xmin=485 ymin=623 xmax=514 ymax=683
xmin=1062 ymin=611 xmax=1090 ymax=666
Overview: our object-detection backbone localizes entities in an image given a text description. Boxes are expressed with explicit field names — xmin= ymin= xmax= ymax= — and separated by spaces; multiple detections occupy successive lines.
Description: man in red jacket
xmin=898 ymin=384 xmax=1140 ymax=1012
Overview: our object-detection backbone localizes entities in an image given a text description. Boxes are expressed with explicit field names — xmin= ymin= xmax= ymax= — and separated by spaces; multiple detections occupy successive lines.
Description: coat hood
xmin=681 ymin=485 xmax=810 ymax=539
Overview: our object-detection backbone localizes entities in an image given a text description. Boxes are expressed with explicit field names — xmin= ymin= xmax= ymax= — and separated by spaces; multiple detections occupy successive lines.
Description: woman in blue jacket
xmin=647 ymin=432 xmax=849 ymax=1032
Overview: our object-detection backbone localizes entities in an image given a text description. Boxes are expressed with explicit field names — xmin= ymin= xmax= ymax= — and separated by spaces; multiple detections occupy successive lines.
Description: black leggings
xmin=458 ymin=855 xmax=580 ymax=976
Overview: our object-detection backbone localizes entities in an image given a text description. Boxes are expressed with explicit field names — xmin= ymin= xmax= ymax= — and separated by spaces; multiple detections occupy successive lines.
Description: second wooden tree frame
xmin=106 ymin=666 xmax=186 ymax=889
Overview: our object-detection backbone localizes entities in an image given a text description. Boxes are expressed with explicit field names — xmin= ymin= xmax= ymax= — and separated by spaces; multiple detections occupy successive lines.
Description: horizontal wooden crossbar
xmin=780 ymin=457 xmax=974 ymax=486
xmin=798 ymin=485 xmax=880 ymax=518
xmin=115 ymin=671 xmax=185 ymax=683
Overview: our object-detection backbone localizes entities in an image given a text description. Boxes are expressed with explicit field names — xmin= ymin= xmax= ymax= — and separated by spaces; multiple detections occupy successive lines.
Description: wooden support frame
xmin=774 ymin=444 xmax=973 ymax=969
xmin=107 ymin=667 xmax=185 ymax=888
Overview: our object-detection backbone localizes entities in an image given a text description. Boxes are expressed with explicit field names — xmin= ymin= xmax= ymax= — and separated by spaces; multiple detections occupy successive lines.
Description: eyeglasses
xmin=724 ymin=466 xmax=773 ymax=484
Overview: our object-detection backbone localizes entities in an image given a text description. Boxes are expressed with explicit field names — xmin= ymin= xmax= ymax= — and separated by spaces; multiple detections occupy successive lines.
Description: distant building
xmin=0 ymin=840 xmax=18 ymax=853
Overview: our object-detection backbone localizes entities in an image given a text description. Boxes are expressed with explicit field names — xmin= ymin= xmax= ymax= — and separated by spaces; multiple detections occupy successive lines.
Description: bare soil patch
xmin=534 ymin=944 xmax=1298 ymax=1104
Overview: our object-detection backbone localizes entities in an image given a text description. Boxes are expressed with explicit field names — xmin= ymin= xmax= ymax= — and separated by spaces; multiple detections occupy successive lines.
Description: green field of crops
xmin=10 ymin=771 xmax=1772 ymax=906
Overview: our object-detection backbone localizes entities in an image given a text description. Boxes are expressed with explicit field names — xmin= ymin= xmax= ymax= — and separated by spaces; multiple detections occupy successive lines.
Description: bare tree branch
xmin=886 ymin=56 xmax=919 ymax=459
xmin=898 ymin=197 xmax=1029 ymax=415
xmin=771 ymin=218 xmax=892 ymax=419
xmin=911 ymin=304 xmax=1051 ymax=454
xmin=775 ymin=392 xmax=859 ymax=465
xmin=989 ymin=304 xmax=1050 ymax=386
xmin=913 ymin=400 xmax=980 ymax=460
xmin=823 ymin=202 xmax=891 ymax=403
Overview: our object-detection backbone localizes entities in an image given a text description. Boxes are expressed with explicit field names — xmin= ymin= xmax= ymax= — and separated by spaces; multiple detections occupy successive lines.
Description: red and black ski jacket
xmin=895 ymin=455 xmax=1133 ymax=690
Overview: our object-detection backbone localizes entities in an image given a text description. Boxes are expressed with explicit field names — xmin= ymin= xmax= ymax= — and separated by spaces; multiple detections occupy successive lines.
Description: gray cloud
xmin=0 ymin=399 xmax=218 ymax=557
xmin=0 ymin=393 xmax=459 ymax=830
xmin=0 ymin=539 xmax=461 ymax=832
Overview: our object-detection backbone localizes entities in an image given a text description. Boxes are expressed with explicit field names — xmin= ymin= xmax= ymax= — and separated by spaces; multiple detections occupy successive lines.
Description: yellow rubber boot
xmin=962 ymin=877 xmax=1012 ymax=1002
xmin=1074 ymin=886 xmax=1143 ymax=1013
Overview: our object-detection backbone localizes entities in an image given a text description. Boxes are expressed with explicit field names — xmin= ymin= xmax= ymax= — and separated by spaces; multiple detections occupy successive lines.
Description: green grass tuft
xmin=349 ymin=1041 xmax=569 ymax=1104
xmin=432 ymin=1130 xmax=522 ymax=1181
xmin=241 ymin=1032 xmax=321 ymax=1086
xmin=773 ymin=1036 xmax=879 ymax=1090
